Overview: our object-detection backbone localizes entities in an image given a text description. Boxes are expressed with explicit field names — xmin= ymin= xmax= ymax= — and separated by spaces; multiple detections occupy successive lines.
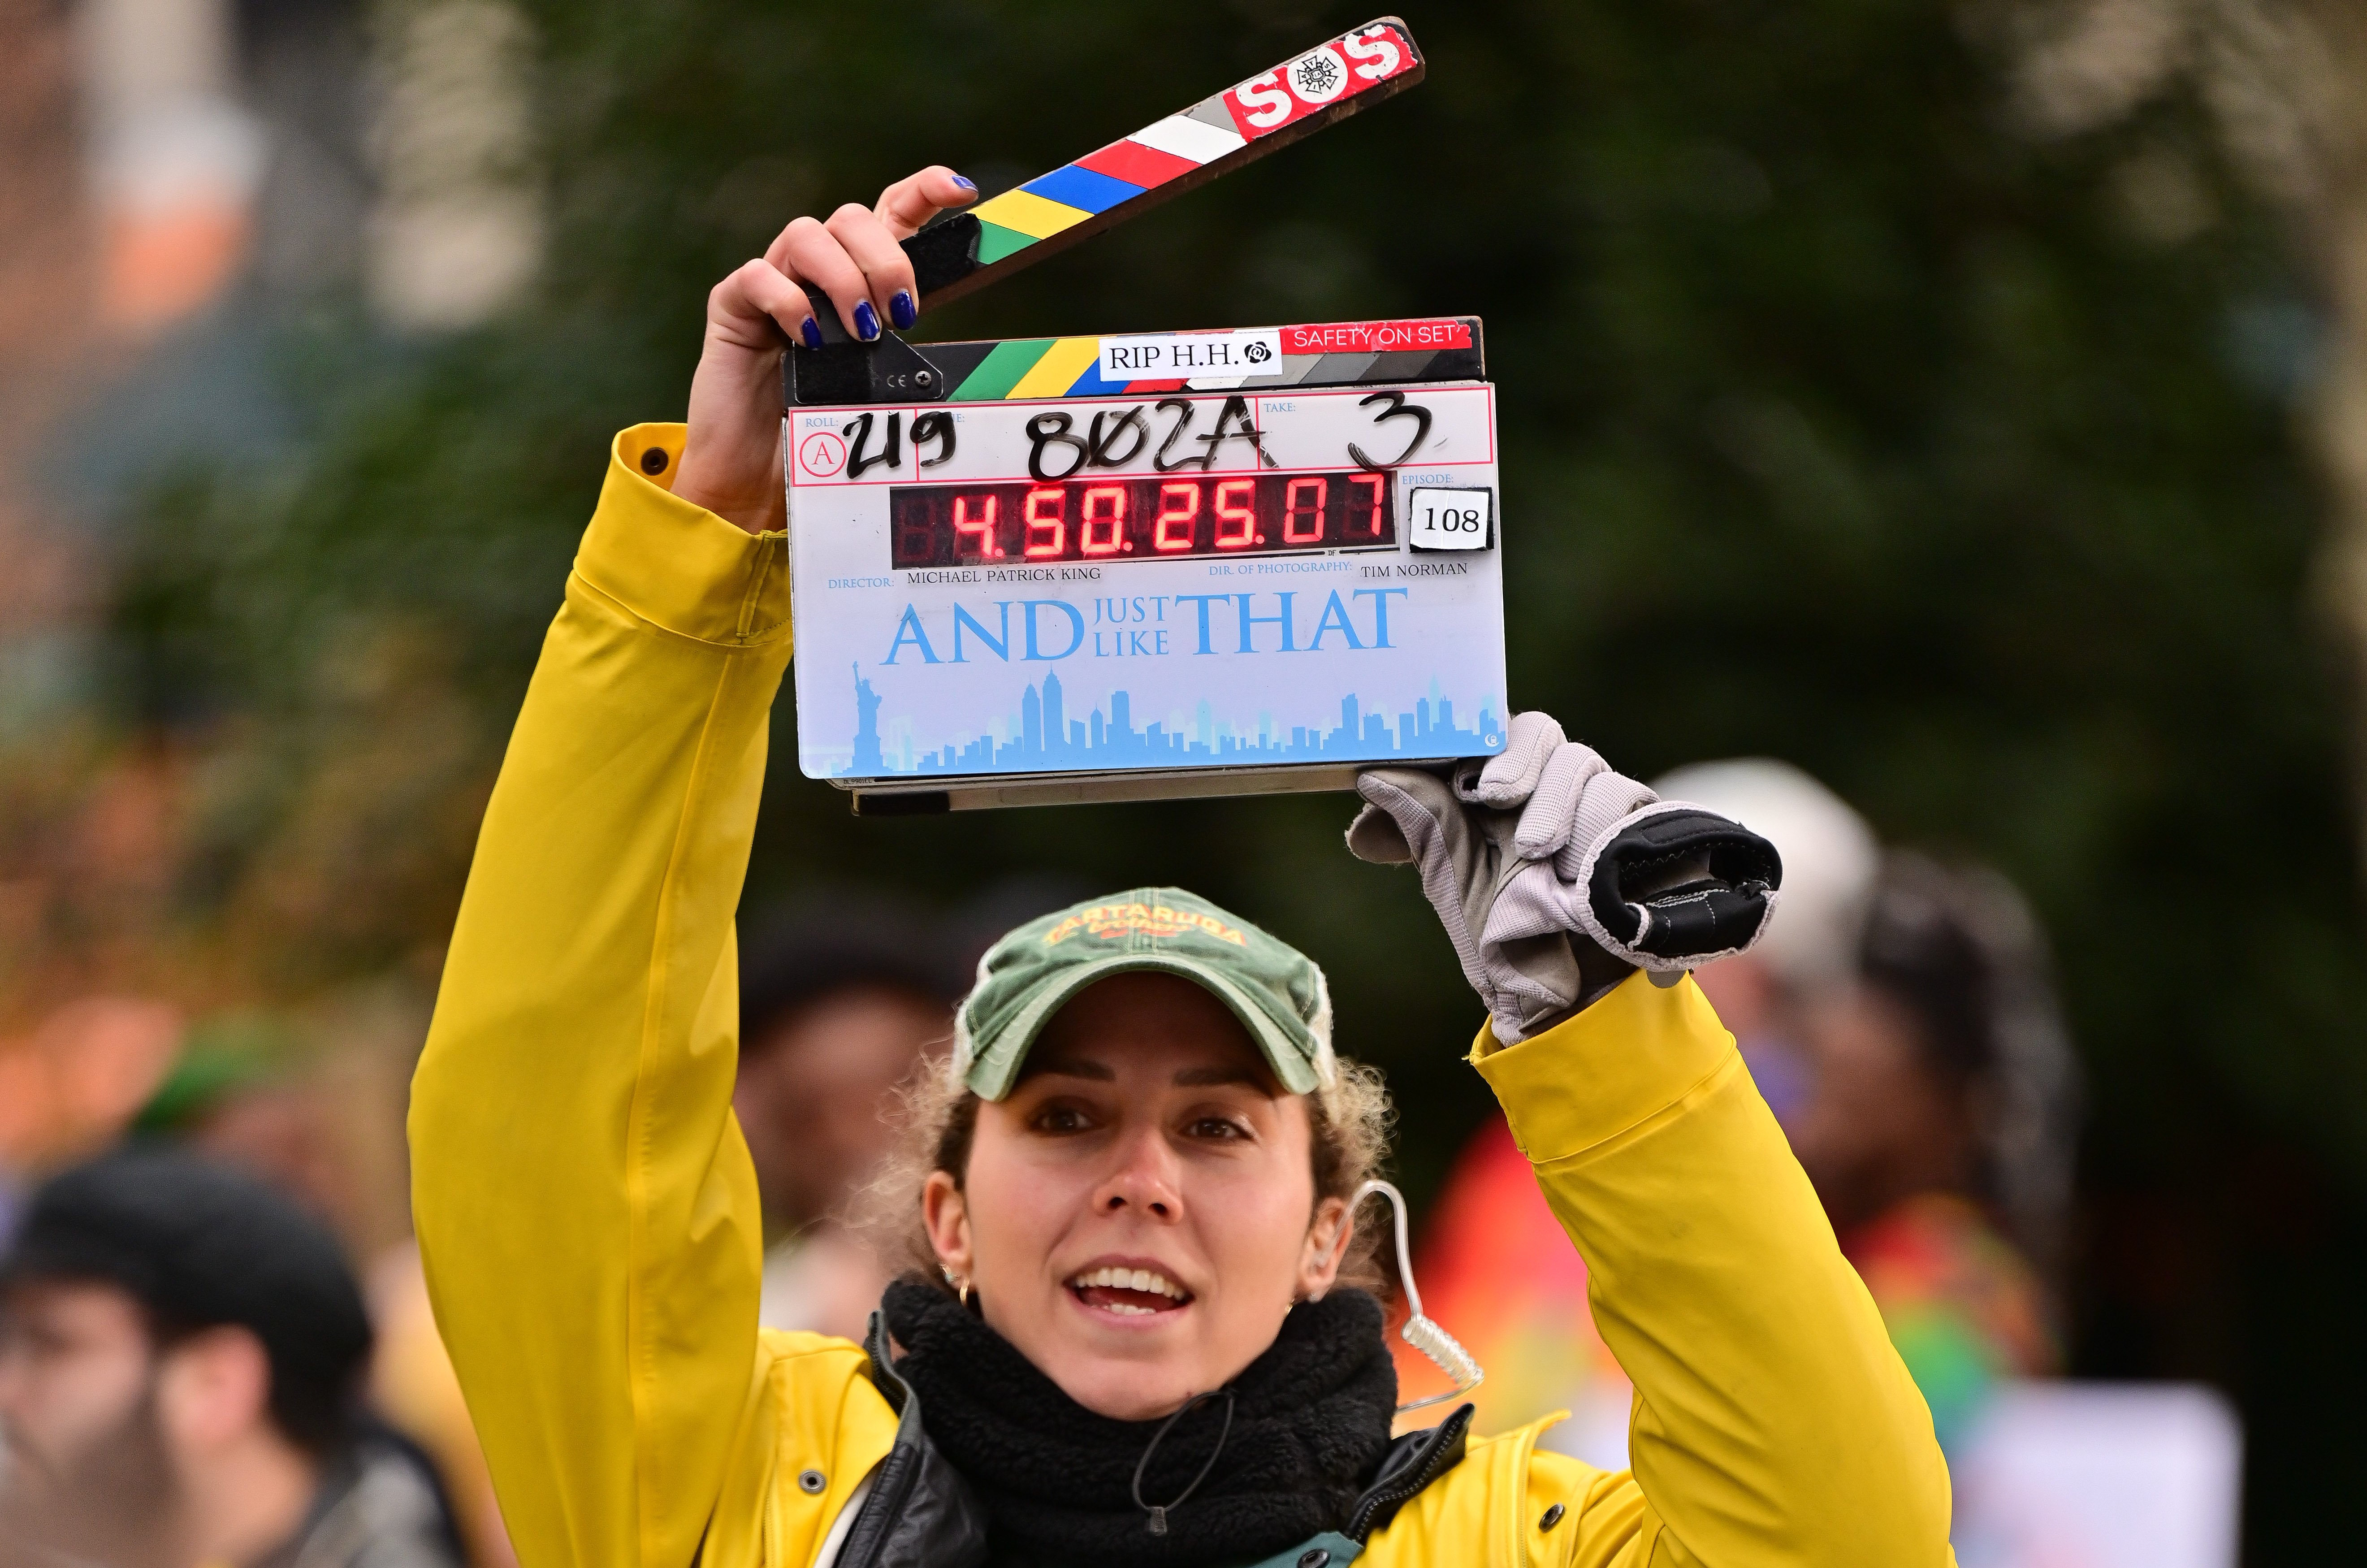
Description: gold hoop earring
xmin=942 ymin=1266 xmax=971 ymax=1308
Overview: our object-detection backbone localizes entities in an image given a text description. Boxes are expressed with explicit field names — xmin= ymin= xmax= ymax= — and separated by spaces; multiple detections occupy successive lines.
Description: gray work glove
xmin=1346 ymin=711 xmax=1783 ymax=1044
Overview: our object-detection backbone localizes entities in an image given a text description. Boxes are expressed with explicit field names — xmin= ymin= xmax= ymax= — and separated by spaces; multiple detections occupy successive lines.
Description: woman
xmin=408 ymin=166 xmax=1954 ymax=1568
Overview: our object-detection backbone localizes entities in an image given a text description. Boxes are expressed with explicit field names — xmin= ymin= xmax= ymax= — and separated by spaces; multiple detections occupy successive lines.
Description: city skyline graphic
xmin=839 ymin=663 xmax=1503 ymax=778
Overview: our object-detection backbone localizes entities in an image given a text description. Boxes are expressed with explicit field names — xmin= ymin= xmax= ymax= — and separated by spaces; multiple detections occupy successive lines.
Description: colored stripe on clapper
xmin=949 ymin=18 xmax=1437 ymax=283
xmin=966 ymin=98 xmax=1245 ymax=272
xmin=948 ymin=337 xmax=1109 ymax=400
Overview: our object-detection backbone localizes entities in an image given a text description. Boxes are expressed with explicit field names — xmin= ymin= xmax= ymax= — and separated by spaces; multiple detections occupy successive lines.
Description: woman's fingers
xmin=710 ymin=257 xmax=820 ymax=351
xmin=875 ymin=165 xmax=977 ymax=238
xmin=771 ymin=214 xmax=883 ymax=341
xmin=744 ymin=168 xmax=976 ymax=344
xmin=825 ymin=202 xmax=920 ymax=334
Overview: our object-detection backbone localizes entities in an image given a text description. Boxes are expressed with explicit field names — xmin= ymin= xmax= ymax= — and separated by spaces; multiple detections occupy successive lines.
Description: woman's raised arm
xmin=1350 ymin=719 xmax=1955 ymax=1565
xmin=407 ymin=169 xmax=970 ymax=1568
xmin=408 ymin=424 xmax=788 ymax=1568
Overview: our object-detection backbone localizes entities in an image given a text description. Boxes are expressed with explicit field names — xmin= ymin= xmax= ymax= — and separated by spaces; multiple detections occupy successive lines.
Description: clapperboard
xmin=783 ymin=18 xmax=1507 ymax=813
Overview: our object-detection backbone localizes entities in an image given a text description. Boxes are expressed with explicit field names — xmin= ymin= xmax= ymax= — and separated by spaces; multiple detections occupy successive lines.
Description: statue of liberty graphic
xmin=848 ymin=664 xmax=886 ymax=775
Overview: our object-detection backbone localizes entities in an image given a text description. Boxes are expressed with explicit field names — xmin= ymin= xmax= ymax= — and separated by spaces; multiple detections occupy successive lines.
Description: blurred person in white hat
xmin=1658 ymin=760 xmax=2080 ymax=1448
xmin=1652 ymin=759 xmax=1882 ymax=1125
xmin=1393 ymin=760 xmax=1890 ymax=1465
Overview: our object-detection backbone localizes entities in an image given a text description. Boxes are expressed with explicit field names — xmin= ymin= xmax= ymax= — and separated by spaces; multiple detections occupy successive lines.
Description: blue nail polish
xmin=952 ymin=173 xmax=976 ymax=191
xmin=890 ymin=290 xmax=917 ymax=330
xmin=854 ymin=299 xmax=880 ymax=341
xmin=800 ymin=317 xmax=824 ymax=350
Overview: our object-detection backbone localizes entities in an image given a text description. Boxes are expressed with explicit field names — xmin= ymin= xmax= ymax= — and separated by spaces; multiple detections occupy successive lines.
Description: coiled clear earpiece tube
xmin=1354 ymin=1179 xmax=1484 ymax=1414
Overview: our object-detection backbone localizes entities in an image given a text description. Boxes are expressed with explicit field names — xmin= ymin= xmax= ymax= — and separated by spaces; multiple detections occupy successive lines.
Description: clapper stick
xmin=791 ymin=18 xmax=1424 ymax=402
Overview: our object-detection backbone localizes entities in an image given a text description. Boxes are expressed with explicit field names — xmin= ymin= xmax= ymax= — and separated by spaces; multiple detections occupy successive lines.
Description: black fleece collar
xmin=881 ymin=1278 xmax=1398 ymax=1568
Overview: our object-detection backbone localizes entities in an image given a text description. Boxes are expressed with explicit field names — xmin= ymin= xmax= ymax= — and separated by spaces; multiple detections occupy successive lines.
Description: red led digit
xmin=1081 ymin=486 xmax=1126 ymax=556
xmin=1154 ymin=482 xmax=1200 ymax=552
xmin=1283 ymin=476 xmax=1327 ymax=544
xmin=952 ymin=494 xmax=1000 ymax=559
xmin=1214 ymin=479 xmax=1256 ymax=550
xmin=1346 ymin=473 xmax=1386 ymax=537
xmin=1023 ymin=486 xmax=1066 ymax=559
xmin=896 ymin=511 xmax=935 ymax=564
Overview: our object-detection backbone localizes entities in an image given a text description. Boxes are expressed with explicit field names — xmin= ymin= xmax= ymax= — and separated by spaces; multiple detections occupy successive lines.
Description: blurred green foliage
xmin=107 ymin=0 xmax=2367 ymax=1552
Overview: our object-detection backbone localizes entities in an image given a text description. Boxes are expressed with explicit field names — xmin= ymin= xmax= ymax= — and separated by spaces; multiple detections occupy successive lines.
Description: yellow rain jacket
xmin=410 ymin=424 xmax=1956 ymax=1568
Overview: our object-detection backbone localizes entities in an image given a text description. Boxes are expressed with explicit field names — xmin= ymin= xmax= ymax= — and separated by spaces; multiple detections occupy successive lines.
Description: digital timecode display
xmin=888 ymin=472 xmax=1394 ymax=569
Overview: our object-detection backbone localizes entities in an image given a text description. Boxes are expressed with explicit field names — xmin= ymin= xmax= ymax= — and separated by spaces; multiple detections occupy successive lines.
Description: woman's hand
xmin=1346 ymin=713 xmax=1783 ymax=1042
xmin=675 ymin=165 xmax=976 ymax=534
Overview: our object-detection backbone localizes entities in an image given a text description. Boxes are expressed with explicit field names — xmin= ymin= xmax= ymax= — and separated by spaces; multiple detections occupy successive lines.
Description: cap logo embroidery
xmin=1041 ymin=902 xmax=1249 ymax=948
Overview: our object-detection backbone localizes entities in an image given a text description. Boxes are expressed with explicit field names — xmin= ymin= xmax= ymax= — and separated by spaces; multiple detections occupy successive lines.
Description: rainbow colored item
xmin=956 ymin=21 xmax=1420 ymax=284
xmin=1405 ymin=1120 xmax=2060 ymax=1460
xmin=788 ymin=18 xmax=1424 ymax=360
xmin=1841 ymin=1193 xmax=2057 ymax=1451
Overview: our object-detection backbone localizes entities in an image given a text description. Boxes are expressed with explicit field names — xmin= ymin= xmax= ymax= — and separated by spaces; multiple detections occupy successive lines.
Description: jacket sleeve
xmin=408 ymin=424 xmax=792 ymax=1568
xmin=1474 ymin=973 xmax=1956 ymax=1568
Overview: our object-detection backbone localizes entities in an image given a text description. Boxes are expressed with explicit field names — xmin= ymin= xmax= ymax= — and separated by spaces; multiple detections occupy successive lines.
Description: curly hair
xmin=857 ymin=1051 xmax=1399 ymax=1296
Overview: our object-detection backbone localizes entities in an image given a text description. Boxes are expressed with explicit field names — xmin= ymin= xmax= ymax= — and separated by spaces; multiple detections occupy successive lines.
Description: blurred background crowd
xmin=3 ymin=0 xmax=2366 ymax=1562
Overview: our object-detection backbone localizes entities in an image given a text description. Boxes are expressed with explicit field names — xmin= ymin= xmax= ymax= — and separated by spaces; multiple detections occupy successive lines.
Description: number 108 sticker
xmin=1406 ymin=485 xmax=1494 ymax=551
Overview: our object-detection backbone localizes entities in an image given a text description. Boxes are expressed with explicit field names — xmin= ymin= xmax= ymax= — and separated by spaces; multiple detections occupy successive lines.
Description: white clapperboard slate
xmin=780 ymin=18 xmax=1509 ymax=813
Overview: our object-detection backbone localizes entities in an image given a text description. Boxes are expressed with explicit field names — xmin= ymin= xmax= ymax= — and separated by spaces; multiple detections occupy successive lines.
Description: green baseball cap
xmin=954 ymin=888 xmax=1336 ymax=1101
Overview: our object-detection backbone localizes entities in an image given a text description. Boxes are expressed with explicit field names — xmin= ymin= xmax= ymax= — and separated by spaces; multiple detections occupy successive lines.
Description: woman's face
xmin=922 ymin=972 xmax=1349 ymax=1421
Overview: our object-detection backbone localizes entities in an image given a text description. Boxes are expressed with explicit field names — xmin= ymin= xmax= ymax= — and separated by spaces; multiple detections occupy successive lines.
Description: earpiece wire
xmin=1353 ymin=1179 xmax=1485 ymax=1414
